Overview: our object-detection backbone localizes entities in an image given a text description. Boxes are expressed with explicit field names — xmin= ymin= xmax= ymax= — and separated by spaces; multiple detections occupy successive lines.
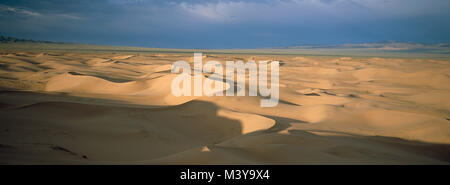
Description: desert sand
xmin=0 ymin=49 xmax=449 ymax=164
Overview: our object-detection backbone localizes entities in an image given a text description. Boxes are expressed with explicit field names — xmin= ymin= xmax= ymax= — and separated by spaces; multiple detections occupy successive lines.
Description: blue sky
xmin=1 ymin=0 xmax=449 ymax=48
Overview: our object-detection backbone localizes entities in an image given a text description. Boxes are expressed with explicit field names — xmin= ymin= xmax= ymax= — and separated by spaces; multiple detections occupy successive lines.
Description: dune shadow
xmin=67 ymin=71 xmax=134 ymax=83
xmin=0 ymin=90 xmax=246 ymax=164
xmin=261 ymin=115 xmax=307 ymax=133
xmin=287 ymin=129 xmax=450 ymax=163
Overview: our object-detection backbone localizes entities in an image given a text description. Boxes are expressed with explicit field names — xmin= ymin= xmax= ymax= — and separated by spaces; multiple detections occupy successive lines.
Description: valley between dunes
xmin=0 ymin=50 xmax=449 ymax=164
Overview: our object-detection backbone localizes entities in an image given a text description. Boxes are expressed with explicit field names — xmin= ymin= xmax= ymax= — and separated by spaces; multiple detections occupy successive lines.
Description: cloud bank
xmin=0 ymin=0 xmax=449 ymax=48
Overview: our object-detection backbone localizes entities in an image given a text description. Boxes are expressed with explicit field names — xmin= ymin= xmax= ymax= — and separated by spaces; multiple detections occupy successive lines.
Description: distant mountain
xmin=0 ymin=36 xmax=60 ymax=44
xmin=1 ymin=36 xmax=449 ymax=54
xmin=283 ymin=41 xmax=450 ymax=51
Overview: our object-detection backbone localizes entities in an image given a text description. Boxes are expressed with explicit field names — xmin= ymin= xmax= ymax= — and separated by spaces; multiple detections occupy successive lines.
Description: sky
xmin=0 ymin=0 xmax=449 ymax=49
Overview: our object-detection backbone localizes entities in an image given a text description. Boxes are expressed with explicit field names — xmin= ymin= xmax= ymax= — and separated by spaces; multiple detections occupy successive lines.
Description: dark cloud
xmin=0 ymin=0 xmax=449 ymax=48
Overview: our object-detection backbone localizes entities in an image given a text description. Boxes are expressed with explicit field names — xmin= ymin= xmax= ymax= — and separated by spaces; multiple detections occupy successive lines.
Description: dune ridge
xmin=0 ymin=51 xmax=449 ymax=164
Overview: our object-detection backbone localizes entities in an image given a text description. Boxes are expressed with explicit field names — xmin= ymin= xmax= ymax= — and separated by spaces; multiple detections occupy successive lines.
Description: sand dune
xmin=0 ymin=50 xmax=449 ymax=164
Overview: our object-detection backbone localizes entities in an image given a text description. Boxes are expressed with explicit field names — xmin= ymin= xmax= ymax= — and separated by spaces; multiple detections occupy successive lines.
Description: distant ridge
xmin=282 ymin=41 xmax=450 ymax=51
xmin=2 ymin=36 xmax=449 ymax=52
xmin=0 ymin=36 xmax=64 ymax=44
xmin=0 ymin=36 xmax=449 ymax=59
